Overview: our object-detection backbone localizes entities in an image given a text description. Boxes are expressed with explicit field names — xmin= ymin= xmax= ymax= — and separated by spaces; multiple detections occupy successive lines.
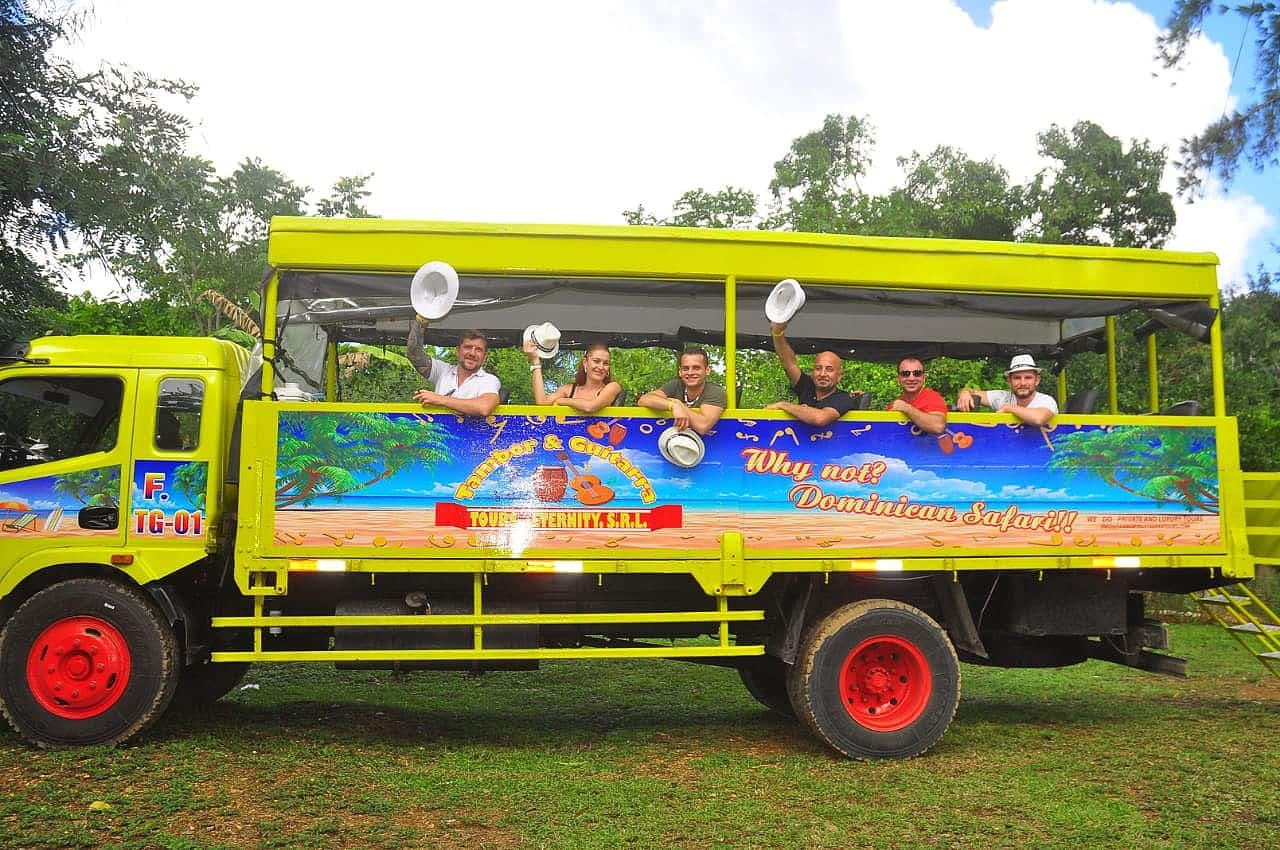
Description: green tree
xmin=316 ymin=174 xmax=377 ymax=219
xmin=1028 ymin=121 xmax=1175 ymax=248
xmin=1158 ymin=2 xmax=1280 ymax=195
xmin=1221 ymin=273 xmax=1280 ymax=470
xmin=765 ymin=113 xmax=876 ymax=233
xmin=860 ymin=146 xmax=1027 ymax=242
xmin=624 ymin=188 xmax=758 ymax=229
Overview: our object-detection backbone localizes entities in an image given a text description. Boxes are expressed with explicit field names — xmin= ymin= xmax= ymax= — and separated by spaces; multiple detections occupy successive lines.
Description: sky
xmin=59 ymin=0 xmax=1277 ymax=298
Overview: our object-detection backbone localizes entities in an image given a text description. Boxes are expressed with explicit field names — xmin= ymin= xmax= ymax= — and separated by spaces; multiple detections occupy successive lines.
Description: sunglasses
xmin=898 ymin=369 xmax=925 ymax=378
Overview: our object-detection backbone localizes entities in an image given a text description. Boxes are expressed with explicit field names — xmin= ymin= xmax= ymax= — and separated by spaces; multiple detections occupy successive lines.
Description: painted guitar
xmin=557 ymin=452 xmax=615 ymax=506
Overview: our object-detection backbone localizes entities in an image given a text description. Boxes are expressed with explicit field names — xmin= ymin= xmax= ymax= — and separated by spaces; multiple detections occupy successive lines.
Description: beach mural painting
xmin=0 ymin=466 xmax=121 ymax=538
xmin=270 ymin=411 xmax=1222 ymax=556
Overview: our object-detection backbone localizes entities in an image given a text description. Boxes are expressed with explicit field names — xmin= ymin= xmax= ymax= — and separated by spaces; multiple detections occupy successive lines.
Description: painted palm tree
xmin=1049 ymin=426 xmax=1217 ymax=512
xmin=172 ymin=462 xmax=208 ymax=507
xmin=275 ymin=412 xmax=450 ymax=509
xmin=50 ymin=467 xmax=121 ymax=507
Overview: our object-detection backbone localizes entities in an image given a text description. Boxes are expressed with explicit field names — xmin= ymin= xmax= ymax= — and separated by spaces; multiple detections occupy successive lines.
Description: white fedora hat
xmin=1004 ymin=353 xmax=1042 ymax=375
xmin=658 ymin=425 xmax=705 ymax=468
xmin=410 ymin=261 xmax=460 ymax=320
xmin=523 ymin=322 xmax=562 ymax=359
xmin=765 ymin=278 xmax=806 ymax=324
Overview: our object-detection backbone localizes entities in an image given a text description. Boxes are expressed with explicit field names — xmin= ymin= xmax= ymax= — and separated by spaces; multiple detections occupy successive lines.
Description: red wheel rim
xmin=26 ymin=616 xmax=131 ymax=719
xmin=838 ymin=635 xmax=931 ymax=731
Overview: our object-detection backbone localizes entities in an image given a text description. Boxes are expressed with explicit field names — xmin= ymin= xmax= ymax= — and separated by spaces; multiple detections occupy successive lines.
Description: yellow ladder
xmin=1191 ymin=583 xmax=1280 ymax=681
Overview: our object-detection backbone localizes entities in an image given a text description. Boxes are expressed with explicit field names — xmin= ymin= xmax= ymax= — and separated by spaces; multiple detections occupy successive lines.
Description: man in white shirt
xmin=956 ymin=353 xmax=1057 ymax=426
xmin=407 ymin=322 xmax=501 ymax=416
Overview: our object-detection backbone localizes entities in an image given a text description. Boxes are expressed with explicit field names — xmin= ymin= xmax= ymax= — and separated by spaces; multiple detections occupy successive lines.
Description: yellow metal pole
xmin=724 ymin=275 xmax=737 ymax=411
xmin=259 ymin=270 xmax=280 ymax=399
xmin=1146 ymin=334 xmax=1159 ymax=413
xmin=473 ymin=572 xmax=484 ymax=651
xmin=253 ymin=595 xmax=263 ymax=653
xmin=1057 ymin=367 xmax=1067 ymax=406
xmin=718 ymin=595 xmax=730 ymax=647
xmin=326 ymin=341 xmax=338 ymax=402
xmin=1105 ymin=316 xmax=1118 ymax=414
xmin=1209 ymin=292 xmax=1227 ymax=416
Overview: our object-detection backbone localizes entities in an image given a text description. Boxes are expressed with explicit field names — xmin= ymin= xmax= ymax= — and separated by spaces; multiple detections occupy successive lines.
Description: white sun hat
xmin=523 ymin=322 xmax=562 ymax=359
xmin=765 ymin=278 xmax=806 ymax=324
xmin=410 ymin=261 xmax=460 ymax=320
xmin=658 ymin=425 xmax=706 ymax=468
xmin=1004 ymin=353 xmax=1043 ymax=375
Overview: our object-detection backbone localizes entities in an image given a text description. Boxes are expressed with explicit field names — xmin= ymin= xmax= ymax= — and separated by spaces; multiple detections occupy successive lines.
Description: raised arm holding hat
xmin=408 ymin=325 xmax=501 ymax=416
xmin=765 ymin=320 xmax=855 ymax=426
xmin=956 ymin=353 xmax=1058 ymax=426
xmin=525 ymin=336 xmax=623 ymax=413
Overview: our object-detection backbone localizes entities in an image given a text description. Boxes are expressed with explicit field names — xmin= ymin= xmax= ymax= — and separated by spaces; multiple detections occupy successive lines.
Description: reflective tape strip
xmin=849 ymin=559 xmax=903 ymax=572
xmin=1091 ymin=556 xmax=1141 ymax=568
xmin=288 ymin=558 xmax=348 ymax=572
xmin=526 ymin=560 xmax=584 ymax=572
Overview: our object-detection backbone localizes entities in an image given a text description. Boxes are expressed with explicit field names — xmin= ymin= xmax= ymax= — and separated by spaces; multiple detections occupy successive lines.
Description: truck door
xmin=126 ymin=375 xmax=215 ymax=554
xmin=0 ymin=371 xmax=133 ymax=580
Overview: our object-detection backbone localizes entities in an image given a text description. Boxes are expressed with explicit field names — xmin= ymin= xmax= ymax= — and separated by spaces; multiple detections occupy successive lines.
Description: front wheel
xmin=788 ymin=599 xmax=960 ymax=759
xmin=0 ymin=578 xmax=180 ymax=747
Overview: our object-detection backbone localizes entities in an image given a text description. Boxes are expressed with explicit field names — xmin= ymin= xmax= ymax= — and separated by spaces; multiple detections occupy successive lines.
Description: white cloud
xmin=1166 ymin=182 xmax=1273 ymax=290
xmin=55 ymin=0 xmax=1273 ymax=298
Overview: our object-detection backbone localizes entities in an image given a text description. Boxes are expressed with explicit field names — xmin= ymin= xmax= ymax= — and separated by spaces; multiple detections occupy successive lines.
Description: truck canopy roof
xmin=266 ymin=217 xmax=1221 ymax=363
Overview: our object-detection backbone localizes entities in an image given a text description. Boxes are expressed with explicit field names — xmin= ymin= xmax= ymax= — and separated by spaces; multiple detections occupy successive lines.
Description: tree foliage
xmin=2 ymin=2 xmax=377 ymax=344
xmin=1159 ymin=1 xmax=1280 ymax=195
xmin=1028 ymin=122 xmax=1175 ymax=248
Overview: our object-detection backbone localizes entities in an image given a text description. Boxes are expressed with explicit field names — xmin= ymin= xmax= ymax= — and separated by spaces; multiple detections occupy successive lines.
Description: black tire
xmin=738 ymin=656 xmax=796 ymax=718
xmin=0 ymin=578 xmax=180 ymax=747
xmin=170 ymin=660 xmax=250 ymax=709
xmin=787 ymin=599 xmax=960 ymax=760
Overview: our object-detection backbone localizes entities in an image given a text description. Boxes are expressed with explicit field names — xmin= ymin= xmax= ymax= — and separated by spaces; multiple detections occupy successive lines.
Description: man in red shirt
xmin=888 ymin=357 xmax=947 ymax=435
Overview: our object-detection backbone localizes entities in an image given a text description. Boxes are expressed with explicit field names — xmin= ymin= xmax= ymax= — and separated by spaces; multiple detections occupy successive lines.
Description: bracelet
xmin=669 ymin=399 xmax=677 ymax=412
xmin=771 ymin=331 xmax=784 ymax=338
xmin=530 ymin=364 xmax=542 ymax=372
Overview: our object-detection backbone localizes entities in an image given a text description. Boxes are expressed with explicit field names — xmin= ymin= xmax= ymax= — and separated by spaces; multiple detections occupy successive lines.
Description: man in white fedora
xmin=407 ymin=321 xmax=501 ymax=416
xmin=956 ymin=353 xmax=1058 ymax=426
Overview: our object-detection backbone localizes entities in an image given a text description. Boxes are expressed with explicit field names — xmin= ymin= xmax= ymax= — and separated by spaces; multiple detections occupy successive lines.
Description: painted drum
xmin=532 ymin=465 xmax=568 ymax=502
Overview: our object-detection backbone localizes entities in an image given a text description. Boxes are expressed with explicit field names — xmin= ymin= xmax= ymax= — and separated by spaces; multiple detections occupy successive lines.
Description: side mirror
xmin=78 ymin=505 xmax=119 ymax=530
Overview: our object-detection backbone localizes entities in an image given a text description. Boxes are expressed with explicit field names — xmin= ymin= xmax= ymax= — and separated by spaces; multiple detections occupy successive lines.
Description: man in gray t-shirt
xmin=956 ymin=353 xmax=1057 ymax=426
xmin=637 ymin=347 xmax=727 ymax=434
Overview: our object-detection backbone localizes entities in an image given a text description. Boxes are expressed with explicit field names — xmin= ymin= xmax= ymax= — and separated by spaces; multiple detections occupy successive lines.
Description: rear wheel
xmin=0 ymin=578 xmax=179 ymax=747
xmin=788 ymin=599 xmax=960 ymax=759
xmin=737 ymin=656 xmax=796 ymax=718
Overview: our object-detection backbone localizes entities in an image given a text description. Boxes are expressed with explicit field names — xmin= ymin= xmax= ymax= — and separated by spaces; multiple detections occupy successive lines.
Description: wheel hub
xmin=27 ymin=616 xmax=131 ymax=719
xmin=839 ymin=635 xmax=932 ymax=732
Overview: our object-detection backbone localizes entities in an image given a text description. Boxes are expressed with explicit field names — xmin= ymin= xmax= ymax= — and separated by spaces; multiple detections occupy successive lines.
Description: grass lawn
xmin=1 ymin=624 xmax=1277 ymax=849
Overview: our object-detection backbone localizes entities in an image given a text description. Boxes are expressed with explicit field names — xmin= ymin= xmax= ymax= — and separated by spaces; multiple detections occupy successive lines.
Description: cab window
xmin=156 ymin=378 xmax=204 ymax=451
xmin=0 ymin=376 xmax=123 ymax=470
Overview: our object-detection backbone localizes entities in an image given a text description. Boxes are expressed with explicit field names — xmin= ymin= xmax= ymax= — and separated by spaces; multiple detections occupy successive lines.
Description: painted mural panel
xmin=129 ymin=460 xmax=208 ymax=540
xmin=270 ymin=411 xmax=1221 ymax=557
xmin=0 ymin=466 xmax=121 ymax=539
